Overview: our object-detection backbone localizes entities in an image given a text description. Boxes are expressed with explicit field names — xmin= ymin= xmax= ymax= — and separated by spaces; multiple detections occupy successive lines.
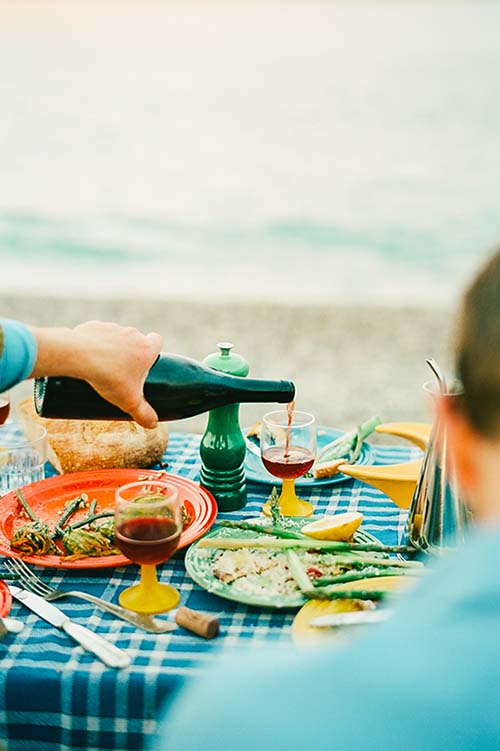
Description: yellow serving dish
xmin=292 ymin=575 xmax=418 ymax=646
xmin=337 ymin=421 xmax=432 ymax=509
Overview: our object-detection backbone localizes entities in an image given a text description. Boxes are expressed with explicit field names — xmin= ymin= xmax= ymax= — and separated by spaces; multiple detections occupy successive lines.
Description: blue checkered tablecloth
xmin=0 ymin=430 xmax=420 ymax=751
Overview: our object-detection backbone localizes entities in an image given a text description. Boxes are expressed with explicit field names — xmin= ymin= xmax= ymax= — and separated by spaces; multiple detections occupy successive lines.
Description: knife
xmin=9 ymin=586 xmax=131 ymax=669
xmin=309 ymin=609 xmax=393 ymax=629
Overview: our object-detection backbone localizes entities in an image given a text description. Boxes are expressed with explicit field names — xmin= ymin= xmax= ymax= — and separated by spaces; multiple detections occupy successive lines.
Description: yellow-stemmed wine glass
xmin=115 ymin=480 xmax=182 ymax=614
xmin=261 ymin=409 xmax=316 ymax=517
xmin=0 ymin=391 xmax=10 ymax=425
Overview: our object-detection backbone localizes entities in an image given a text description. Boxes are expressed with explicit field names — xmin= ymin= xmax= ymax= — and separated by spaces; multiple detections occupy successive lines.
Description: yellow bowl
xmin=292 ymin=576 xmax=417 ymax=646
xmin=337 ymin=460 xmax=423 ymax=509
xmin=336 ymin=421 xmax=432 ymax=509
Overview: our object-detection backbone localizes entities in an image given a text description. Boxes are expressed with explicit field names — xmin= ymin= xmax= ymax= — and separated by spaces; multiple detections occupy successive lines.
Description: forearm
xmin=30 ymin=322 xmax=163 ymax=427
xmin=0 ymin=322 xmax=103 ymax=389
xmin=28 ymin=326 xmax=88 ymax=379
xmin=0 ymin=320 xmax=162 ymax=428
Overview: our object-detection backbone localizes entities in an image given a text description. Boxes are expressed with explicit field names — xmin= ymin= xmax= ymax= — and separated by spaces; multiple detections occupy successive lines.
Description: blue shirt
xmin=156 ymin=527 xmax=500 ymax=751
xmin=0 ymin=319 xmax=37 ymax=391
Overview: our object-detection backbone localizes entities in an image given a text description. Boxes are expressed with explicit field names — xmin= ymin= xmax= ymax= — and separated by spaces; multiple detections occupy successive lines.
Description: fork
xmin=4 ymin=558 xmax=175 ymax=634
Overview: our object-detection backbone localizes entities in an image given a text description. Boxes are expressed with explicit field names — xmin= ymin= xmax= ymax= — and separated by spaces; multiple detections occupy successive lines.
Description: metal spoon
xmin=426 ymin=358 xmax=447 ymax=394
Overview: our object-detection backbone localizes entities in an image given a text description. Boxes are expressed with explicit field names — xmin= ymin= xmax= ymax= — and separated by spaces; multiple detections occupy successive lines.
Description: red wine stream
xmin=285 ymin=399 xmax=295 ymax=457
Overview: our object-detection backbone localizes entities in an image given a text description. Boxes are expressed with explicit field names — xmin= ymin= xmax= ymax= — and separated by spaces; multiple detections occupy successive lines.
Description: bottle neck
xmin=218 ymin=375 xmax=295 ymax=404
xmin=150 ymin=354 xmax=295 ymax=404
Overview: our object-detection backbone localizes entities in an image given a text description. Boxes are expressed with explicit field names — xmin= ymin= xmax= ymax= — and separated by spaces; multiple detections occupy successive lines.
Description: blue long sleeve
xmin=155 ymin=527 xmax=500 ymax=751
xmin=0 ymin=319 xmax=38 ymax=391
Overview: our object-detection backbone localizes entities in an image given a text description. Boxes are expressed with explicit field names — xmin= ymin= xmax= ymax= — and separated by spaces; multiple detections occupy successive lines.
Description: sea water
xmin=1 ymin=1 xmax=499 ymax=305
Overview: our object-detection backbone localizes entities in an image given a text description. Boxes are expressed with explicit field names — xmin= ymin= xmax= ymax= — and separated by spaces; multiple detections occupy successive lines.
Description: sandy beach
xmin=0 ymin=1 xmax=495 ymax=441
xmin=2 ymin=294 xmax=456 ymax=438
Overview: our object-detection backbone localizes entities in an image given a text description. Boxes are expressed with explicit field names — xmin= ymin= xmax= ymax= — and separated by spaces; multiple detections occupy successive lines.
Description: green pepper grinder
xmin=199 ymin=342 xmax=249 ymax=511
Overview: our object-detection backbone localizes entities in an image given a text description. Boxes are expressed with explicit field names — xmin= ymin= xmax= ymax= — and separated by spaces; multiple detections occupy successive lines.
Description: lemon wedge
xmin=301 ymin=512 xmax=363 ymax=541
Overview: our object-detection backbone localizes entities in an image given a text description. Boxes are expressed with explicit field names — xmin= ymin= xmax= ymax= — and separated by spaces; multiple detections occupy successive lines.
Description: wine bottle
xmin=34 ymin=352 xmax=295 ymax=421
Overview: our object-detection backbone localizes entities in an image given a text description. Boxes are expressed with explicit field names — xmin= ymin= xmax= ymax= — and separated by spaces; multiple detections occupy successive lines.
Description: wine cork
xmin=175 ymin=607 xmax=220 ymax=639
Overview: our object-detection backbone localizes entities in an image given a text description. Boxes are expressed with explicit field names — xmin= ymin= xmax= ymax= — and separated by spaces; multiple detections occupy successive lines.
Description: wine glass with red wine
xmin=115 ymin=480 xmax=182 ymax=614
xmin=0 ymin=392 xmax=10 ymax=425
xmin=261 ymin=409 xmax=316 ymax=517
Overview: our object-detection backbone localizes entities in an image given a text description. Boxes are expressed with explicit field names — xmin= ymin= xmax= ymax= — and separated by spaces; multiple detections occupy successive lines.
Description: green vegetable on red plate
xmin=11 ymin=490 xmax=58 ymax=556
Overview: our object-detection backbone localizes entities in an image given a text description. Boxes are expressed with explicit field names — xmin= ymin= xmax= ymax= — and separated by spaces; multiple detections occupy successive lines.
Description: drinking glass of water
xmin=0 ymin=423 xmax=48 ymax=495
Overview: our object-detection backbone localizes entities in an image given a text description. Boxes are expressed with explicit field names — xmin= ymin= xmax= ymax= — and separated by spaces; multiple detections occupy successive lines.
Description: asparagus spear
xmin=316 ymin=415 xmax=382 ymax=463
xmin=314 ymin=567 xmax=423 ymax=587
xmin=87 ymin=499 xmax=98 ymax=525
xmin=218 ymin=519 xmax=307 ymax=540
xmin=15 ymin=488 xmax=41 ymax=524
xmin=286 ymin=550 xmax=314 ymax=593
xmin=68 ymin=510 xmax=114 ymax=531
xmin=306 ymin=588 xmax=390 ymax=602
xmin=286 ymin=551 xmax=395 ymax=602
xmin=54 ymin=494 xmax=88 ymax=538
xmin=269 ymin=487 xmax=282 ymax=528
xmin=199 ymin=535 xmax=419 ymax=562
xmin=216 ymin=519 xmax=414 ymax=555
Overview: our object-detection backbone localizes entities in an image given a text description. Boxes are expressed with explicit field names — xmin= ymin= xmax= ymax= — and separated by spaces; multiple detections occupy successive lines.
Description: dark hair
xmin=456 ymin=248 xmax=500 ymax=437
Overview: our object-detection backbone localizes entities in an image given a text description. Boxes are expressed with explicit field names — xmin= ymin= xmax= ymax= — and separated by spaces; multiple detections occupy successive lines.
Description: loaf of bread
xmin=17 ymin=398 xmax=168 ymax=473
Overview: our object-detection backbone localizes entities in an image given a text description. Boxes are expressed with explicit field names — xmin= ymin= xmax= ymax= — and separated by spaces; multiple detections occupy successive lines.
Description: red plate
xmin=0 ymin=469 xmax=217 ymax=569
xmin=0 ymin=580 xmax=12 ymax=617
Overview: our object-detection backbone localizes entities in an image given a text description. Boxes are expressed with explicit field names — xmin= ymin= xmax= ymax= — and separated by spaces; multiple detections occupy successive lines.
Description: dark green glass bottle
xmin=199 ymin=343 xmax=250 ymax=512
xmin=34 ymin=352 xmax=294 ymax=421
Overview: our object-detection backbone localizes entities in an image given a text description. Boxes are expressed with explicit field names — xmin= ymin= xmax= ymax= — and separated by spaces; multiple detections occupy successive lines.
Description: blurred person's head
xmin=445 ymin=247 xmax=500 ymax=522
